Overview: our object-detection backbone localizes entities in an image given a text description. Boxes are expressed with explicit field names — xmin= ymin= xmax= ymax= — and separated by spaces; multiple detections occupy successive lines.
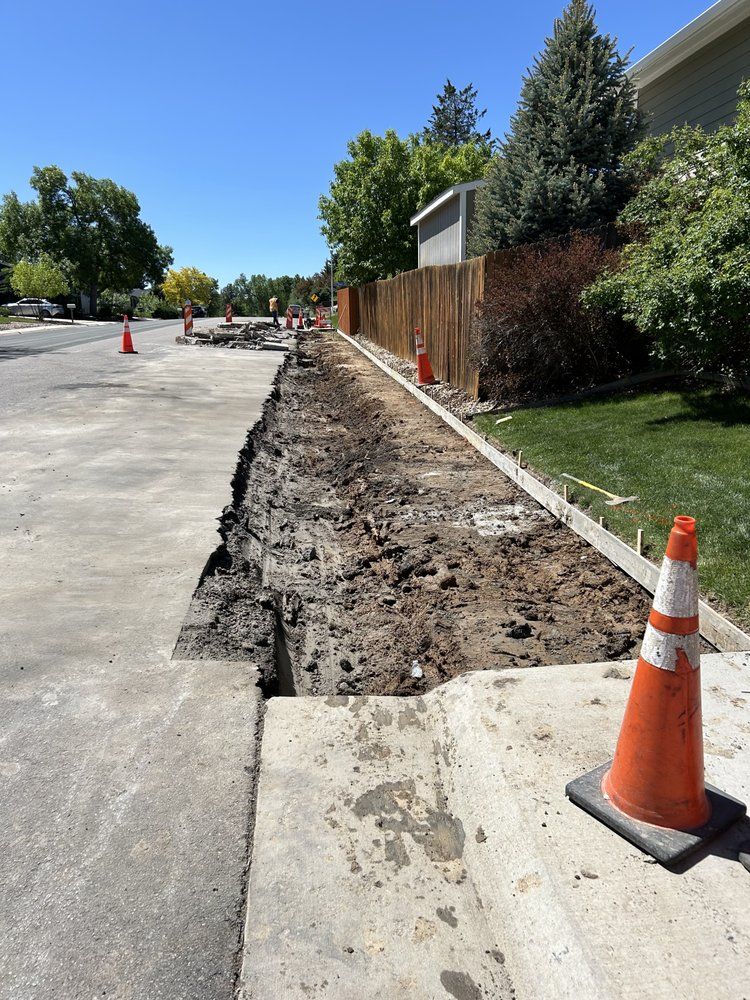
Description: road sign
xmin=311 ymin=293 xmax=319 ymax=302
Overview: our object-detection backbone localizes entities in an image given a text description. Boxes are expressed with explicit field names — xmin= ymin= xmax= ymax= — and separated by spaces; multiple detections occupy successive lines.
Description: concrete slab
xmin=244 ymin=654 xmax=749 ymax=999
xmin=0 ymin=326 xmax=283 ymax=998
xmin=241 ymin=695 xmax=512 ymax=1000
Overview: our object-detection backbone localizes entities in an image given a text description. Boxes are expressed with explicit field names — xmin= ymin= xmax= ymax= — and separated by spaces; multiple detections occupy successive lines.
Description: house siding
xmin=418 ymin=194 xmax=461 ymax=267
xmin=638 ymin=14 xmax=750 ymax=134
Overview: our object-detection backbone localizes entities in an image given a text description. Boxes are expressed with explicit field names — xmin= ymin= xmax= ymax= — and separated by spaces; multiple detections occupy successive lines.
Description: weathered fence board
xmin=337 ymin=287 xmax=359 ymax=336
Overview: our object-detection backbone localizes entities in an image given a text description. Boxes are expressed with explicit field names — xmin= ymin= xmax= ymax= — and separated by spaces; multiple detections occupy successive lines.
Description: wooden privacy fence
xmin=356 ymin=257 xmax=487 ymax=397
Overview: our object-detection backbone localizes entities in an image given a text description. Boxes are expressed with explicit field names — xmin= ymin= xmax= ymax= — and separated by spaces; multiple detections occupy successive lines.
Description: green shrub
xmin=153 ymin=302 xmax=182 ymax=319
xmin=584 ymin=83 xmax=750 ymax=375
xmin=0 ymin=306 xmax=10 ymax=317
xmin=134 ymin=291 xmax=160 ymax=318
xmin=98 ymin=291 xmax=132 ymax=320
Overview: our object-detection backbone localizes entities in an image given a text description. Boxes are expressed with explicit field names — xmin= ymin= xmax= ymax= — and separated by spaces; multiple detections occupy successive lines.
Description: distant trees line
xmin=219 ymin=264 xmax=333 ymax=317
xmin=0 ymin=163 xmax=334 ymax=320
xmin=0 ymin=166 xmax=172 ymax=316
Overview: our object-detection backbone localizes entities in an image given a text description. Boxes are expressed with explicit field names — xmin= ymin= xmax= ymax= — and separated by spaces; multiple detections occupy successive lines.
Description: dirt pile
xmin=175 ymin=332 xmax=653 ymax=697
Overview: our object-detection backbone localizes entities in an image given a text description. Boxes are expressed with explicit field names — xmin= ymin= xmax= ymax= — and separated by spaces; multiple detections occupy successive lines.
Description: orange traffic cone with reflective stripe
xmin=415 ymin=328 xmax=437 ymax=386
xmin=566 ymin=516 xmax=745 ymax=864
xmin=119 ymin=315 xmax=137 ymax=354
xmin=297 ymin=310 xmax=305 ymax=331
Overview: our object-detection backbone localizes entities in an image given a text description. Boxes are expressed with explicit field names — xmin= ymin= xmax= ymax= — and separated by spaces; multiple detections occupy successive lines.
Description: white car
xmin=6 ymin=298 xmax=65 ymax=318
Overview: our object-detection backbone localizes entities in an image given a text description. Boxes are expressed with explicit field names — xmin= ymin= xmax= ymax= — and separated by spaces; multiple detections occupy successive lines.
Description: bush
xmin=0 ymin=306 xmax=10 ymax=317
xmin=134 ymin=291 xmax=160 ymax=318
xmin=153 ymin=302 xmax=182 ymax=319
xmin=472 ymin=232 xmax=643 ymax=400
xmin=98 ymin=291 xmax=132 ymax=321
xmin=584 ymin=84 xmax=750 ymax=375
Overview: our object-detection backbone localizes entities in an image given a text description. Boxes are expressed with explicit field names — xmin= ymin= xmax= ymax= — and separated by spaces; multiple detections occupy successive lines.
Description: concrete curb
xmin=337 ymin=331 xmax=750 ymax=654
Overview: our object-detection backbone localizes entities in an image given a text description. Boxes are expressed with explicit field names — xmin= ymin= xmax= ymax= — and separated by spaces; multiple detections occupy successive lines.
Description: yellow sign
xmin=311 ymin=293 xmax=319 ymax=302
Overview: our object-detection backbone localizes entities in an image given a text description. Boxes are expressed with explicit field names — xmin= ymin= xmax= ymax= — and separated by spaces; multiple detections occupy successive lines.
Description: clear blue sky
xmin=4 ymin=0 xmax=710 ymax=287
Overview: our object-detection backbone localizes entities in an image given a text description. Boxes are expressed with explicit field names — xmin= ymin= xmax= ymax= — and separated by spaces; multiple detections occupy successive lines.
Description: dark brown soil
xmin=175 ymin=332 xmax=652 ymax=696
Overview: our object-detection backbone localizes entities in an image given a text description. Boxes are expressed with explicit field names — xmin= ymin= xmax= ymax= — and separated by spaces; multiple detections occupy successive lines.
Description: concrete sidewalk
xmin=0 ymin=328 xmax=284 ymax=998
xmin=243 ymin=654 xmax=750 ymax=1000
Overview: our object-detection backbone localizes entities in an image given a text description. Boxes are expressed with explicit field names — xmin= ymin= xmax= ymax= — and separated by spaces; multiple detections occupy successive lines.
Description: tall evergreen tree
xmin=424 ymin=79 xmax=492 ymax=148
xmin=470 ymin=1 xmax=644 ymax=254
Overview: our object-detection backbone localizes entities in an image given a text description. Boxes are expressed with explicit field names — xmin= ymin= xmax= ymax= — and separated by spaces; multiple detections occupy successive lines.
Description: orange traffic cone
xmin=566 ymin=516 xmax=745 ymax=864
xmin=119 ymin=315 xmax=138 ymax=355
xmin=297 ymin=311 xmax=305 ymax=330
xmin=414 ymin=328 xmax=437 ymax=386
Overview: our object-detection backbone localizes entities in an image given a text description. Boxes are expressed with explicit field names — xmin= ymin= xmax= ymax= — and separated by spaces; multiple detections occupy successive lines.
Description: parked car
xmin=6 ymin=298 xmax=65 ymax=318
xmin=288 ymin=303 xmax=303 ymax=318
xmin=191 ymin=304 xmax=206 ymax=317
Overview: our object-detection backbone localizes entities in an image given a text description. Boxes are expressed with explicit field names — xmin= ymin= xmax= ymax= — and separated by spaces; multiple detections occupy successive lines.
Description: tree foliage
xmin=584 ymin=84 xmax=750 ymax=374
xmin=11 ymin=255 xmax=68 ymax=315
xmin=0 ymin=166 xmax=172 ymax=314
xmin=319 ymin=132 xmax=490 ymax=285
xmin=471 ymin=0 xmax=643 ymax=254
xmin=220 ymin=273 xmax=300 ymax=315
xmin=162 ymin=266 xmax=217 ymax=306
xmin=319 ymin=131 xmax=416 ymax=285
xmin=424 ymin=79 xmax=491 ymax=148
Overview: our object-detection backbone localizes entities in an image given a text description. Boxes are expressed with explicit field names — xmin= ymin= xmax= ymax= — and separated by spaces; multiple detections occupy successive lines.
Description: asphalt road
xmin=0 ymin=318 xmax=176 ymax=360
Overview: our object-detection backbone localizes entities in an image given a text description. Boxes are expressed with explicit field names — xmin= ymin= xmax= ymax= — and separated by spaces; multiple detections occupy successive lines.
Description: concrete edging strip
xmin=337 ymin=331 xmax=750 ymax=654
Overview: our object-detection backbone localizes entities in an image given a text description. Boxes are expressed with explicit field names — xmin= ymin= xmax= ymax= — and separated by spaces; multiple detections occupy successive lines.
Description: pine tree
xmin=470 ymin=0 xmax=644 ymax=254
xmin=424 ymin=79 xmax=492 ymax=148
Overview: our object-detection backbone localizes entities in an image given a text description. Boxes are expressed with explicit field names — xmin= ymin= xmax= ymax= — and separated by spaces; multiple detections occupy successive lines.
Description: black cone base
xmin=566 ymin=761 xmax=746 ymax=865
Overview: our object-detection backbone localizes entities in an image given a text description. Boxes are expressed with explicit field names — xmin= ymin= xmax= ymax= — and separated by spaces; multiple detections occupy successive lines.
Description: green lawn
xmin=0 ymin=315 xmax=38 ymax=326
xmin=474 ymin=386 xmax=750 ymax=626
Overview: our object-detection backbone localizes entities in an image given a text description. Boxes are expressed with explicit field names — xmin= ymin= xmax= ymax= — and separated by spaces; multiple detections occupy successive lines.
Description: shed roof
xmin=409 ymin=180 xmax=486 ymax=228
xmin=630 ymin=0 xmax=750 ymax=89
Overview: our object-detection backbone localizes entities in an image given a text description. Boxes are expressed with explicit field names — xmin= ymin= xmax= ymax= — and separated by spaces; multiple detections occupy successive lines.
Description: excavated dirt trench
xmin=175 ymin=332 xmax=653 ymax=696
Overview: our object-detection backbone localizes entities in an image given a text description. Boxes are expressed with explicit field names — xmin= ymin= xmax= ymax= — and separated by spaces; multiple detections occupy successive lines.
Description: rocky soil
xmin=175 ymin=332 xmax=652 ymax=696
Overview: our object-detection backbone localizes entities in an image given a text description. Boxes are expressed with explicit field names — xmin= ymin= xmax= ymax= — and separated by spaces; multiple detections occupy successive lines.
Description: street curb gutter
xmin=337 ymin=331 xmax=750 ymax=654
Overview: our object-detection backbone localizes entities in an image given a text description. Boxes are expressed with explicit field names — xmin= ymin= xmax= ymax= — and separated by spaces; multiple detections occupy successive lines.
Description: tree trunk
xmin=89 ymin=285 xmax=98 ymax=318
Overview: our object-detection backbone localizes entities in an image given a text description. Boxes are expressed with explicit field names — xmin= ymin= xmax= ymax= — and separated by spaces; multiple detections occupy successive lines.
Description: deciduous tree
xmin=584 ymin=84 xmax=750 ymax=375
xmin=319 ymin=132 xmax=490 ymax=284
xmin=0 ymin=167 xmax=172 ymax=316
xmin=11 ymin=255 xmax=68 ymax=318
xmin=162 ymin=266 xmax=217 ymax=307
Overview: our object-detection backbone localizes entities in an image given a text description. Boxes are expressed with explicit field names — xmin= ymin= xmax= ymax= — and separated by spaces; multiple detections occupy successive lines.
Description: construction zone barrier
xmin=118 ymin=315 xmax=138 ymax=355
xmin=225 ymin=303 xmax=233 ymax=324
xmin=566 ymin=515 xmax=746 ymax=864
xmin=297 ymin=311 xmax=305 ymax=331
xmin=184 ymin=301 xmax=193 ymax=338
xmin=286 ymin=308 xmax=293 ymax=330
xmin=315 ymin=306 xmax=332 ymax=329
xmin=414 ymin=328 xmax=438 ymax=387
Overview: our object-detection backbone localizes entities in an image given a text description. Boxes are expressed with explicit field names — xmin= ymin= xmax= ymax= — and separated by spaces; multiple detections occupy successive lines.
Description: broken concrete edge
xmin=337 ymin=331 xmax=750 ymax=655
xmin=173 ymin=349 xmax=294 ymax=613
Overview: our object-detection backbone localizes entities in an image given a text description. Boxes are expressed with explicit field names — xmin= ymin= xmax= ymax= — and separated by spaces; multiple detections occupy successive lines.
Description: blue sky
xmin=4 ymin=0 xmax=711 ymax=287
